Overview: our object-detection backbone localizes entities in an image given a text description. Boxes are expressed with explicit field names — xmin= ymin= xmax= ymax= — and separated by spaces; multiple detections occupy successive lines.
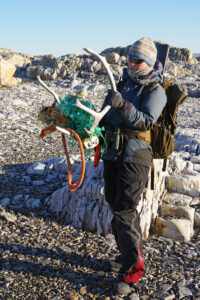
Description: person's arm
xmin=104 ymin=86 xmax=167 ymax=131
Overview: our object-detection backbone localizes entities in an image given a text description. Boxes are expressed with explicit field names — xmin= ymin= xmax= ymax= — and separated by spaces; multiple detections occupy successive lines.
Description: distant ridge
xmin=193 ymin=53 xmax=200 ymax=57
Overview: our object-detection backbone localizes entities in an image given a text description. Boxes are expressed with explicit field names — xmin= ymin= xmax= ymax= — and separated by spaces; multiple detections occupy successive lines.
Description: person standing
xmin=101 ymin=37 xmax=167 ymax=290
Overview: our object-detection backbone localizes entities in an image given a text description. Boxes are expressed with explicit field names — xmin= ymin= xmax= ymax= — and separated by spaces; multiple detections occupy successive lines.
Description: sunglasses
xmin=128 ymin=57 xmax=144 ymax=64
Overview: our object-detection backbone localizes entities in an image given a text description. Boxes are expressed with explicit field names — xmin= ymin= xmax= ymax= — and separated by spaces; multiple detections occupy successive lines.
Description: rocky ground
xmin=0 ymin=75 xmax=200 ymax=299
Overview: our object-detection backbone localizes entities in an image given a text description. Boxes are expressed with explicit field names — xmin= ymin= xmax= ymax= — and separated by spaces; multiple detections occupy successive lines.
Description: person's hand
xmin=104 ymin=89 xmax=133 ymax=119
xmin=104 ymin=90 xmax=124 ymax=110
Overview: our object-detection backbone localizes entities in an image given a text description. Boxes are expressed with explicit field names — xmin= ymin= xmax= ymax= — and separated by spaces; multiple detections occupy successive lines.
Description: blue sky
xmin=0 ymin=0 xmax=199 ymax=56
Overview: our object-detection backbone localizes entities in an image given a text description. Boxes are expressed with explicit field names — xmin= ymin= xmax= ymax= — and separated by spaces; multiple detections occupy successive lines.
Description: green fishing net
xmin=59 ymin=94 xmax=103 ymax=139
xmin=58 ymin=94 xmax=106 ymax=160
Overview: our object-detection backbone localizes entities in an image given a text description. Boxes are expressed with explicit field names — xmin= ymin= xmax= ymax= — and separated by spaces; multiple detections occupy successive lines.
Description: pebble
xmin=116 ymin=282 xmax=131 ymax=296
xmin=177 ymin=286 xmax=193 ymax=298
xmin=0 ymin=197 xmax=10 ymax=207
xmin=0 ymin=211 xmax=17 ymax=223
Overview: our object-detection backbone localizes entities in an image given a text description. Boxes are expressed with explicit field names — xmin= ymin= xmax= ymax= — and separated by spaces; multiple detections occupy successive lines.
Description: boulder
xmin=6 ymin=54 xmax=31 ymax=66
xmin=191 ymin=155 xmax=200 ymax=164
xmin=167 ymin=174 xmax=200 ymax=197
xmin=193 ymin=164 xmax=200 ymax=172
xmin=28 ymin=150 xmax=200 ymax=242
xmin=168 ymin=46 xmax=197 ymax=64
xmin=47 ymin=158 xmax=168 ymax=238
xmin=27 ymin=162 xmax=46 ymax=175
xmin=26 ymin=66 xmax=37 ymax=79
xmin=154 ymin=217 xmax=194 ymax=241
xmin=40 ymin=54 xmax=58 ymax=66
xmin=103 ymin=52 xmax=120 ymax=64
xmin=163 ymin=193 xmax=192 ymax=206
xmin=0 ymin=60 xmax=20 ymax=86
xmin=165 ymin=62 xmax=192 ymax=77
xmin=161 ymin=204 xmax=195 ymax=224
xmin=0 ymin=49 xmax=31 ymax=86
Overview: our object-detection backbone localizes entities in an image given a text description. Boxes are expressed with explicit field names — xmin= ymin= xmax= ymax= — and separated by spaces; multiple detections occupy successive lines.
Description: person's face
xmin=127 ymin=57 xmax=150 ymax=70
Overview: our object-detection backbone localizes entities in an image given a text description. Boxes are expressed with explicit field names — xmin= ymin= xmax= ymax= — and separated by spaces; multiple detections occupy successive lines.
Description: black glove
xmin=104 ymin=89 xmax=133 ymax=118
xmin=105 ymin=90 xmax=124 ymax=109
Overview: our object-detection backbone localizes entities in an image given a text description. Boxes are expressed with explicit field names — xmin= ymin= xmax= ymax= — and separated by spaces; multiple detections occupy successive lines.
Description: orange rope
xmin=40 ymin=126 xmax=57 ymax=138
xmin=40 ymin=126 xmax=86 ymax=192
xmin=94 ymin=143 xmax=101 ymax=167
xmin=61 ymin=129 xmax=85 ymax=192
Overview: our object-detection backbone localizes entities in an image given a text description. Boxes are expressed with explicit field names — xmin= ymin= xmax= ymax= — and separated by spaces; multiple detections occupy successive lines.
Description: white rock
xmin=6 ymin=54 xmax=30 ymax=66
xmin=155 ymin=217 xmax=194 ymax=241
xmin=191 ymin=155 xmax=200 ymax=164
xmin=48 ymin=159 xmax=167 ymax=238
xmin=0 ymin=60 xmax=18 ymax=86
xmin=193 ymin=164 xmax=200 ymax=172
xmin=190 ymin=197 xmax=200 ymax=205
xmin=163 ymin=193 xmax=192 ymax=206
xmin=0 ymin=211 xmax=17 ymax=223
xmin=161 ymin=204 xmax=195 ymax=224
xmin=167 ymin=174 xmax=200 ymax=197
xmin=27 ymin=162 xmax=46 ymax=175
xmin=12 ymin=99 xmax=28 ymax=106
xmin=169 ymin=153 xmax=188 ymax=173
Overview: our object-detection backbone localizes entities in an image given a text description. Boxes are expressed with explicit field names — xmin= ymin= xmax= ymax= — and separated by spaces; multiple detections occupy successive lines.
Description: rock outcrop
xmin=0 ymin=42 xmax=199 ymax=93
xmin=26 ymin=145 xmax=200 ymax=242
xmin=0 ymin=47 xmax=32 ymax=87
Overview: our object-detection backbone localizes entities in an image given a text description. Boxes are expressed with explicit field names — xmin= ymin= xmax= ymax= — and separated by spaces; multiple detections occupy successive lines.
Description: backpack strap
xmin=139 ymin=82 xmax=161 ymax=191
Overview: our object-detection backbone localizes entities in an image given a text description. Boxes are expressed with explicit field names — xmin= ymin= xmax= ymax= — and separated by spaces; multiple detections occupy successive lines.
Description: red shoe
xmin=122 ymin=248 xmax=144 ymax=283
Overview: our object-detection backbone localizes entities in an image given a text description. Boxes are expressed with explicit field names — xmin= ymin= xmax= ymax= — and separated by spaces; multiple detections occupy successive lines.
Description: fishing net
xmin=39 ymin=93 xmax=106 ymax=161
xmin=59 ymin=94 xmax=103 ymax=140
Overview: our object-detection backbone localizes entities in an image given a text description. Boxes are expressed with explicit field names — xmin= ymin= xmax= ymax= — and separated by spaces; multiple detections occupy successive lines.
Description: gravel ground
xmin=0 ymin=79 xmax=200 ymax=299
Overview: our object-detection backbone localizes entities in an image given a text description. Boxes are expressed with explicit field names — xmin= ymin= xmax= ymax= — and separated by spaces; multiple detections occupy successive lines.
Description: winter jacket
xmin=102 ymin=61 xmax=167 ymax=167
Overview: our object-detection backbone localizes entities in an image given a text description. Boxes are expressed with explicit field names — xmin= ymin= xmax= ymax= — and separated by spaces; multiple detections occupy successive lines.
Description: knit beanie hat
xmin=127 ymin=37 xmax=157 ymax=67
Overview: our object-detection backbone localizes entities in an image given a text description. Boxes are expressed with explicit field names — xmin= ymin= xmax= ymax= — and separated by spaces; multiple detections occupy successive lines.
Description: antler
xmin=73 ymin=48 xmax=116 ymax=135
xmin=83 ymin=48 xmax=117 ymax=92
xmin=37 ymin=49 xmax=116 ymax=143
xmin=37 ymin=75 xmax=60 ymax=104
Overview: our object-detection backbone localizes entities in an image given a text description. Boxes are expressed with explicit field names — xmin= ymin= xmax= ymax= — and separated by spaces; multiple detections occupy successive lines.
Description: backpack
xmin=141 ymin=77 xmax=188 ymax=159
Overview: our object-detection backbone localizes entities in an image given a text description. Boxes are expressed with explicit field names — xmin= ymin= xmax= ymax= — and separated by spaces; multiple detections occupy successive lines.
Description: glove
xmin=104 ymin=90 xmax=124 ymax=110
xmin=104 ymin=90 xmax=133 ymax=118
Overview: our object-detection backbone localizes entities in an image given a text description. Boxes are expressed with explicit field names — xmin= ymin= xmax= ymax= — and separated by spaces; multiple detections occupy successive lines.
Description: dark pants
xmin=103 ymin=158 xmax=150 ymax=272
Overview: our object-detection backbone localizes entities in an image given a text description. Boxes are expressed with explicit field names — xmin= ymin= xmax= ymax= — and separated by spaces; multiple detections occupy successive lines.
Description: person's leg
xmin=112 ymin=161 xmax=149 ymax=277
xmin=103 ymin=159 xmax=122 ymax=252
xmin=103 ymin=159 xmax=117 ymax=208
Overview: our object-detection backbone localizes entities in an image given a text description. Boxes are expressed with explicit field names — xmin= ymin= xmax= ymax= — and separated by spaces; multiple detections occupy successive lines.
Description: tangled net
xmin=38 ymin=93 xmax=106 ymax=191
xmin=59 ymin=94 xmax=103 ymax=141
xmin=58 ymin=94 xmax=105 ymax=160
xmin=39 ymin=93 xmax=106 ymax=159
